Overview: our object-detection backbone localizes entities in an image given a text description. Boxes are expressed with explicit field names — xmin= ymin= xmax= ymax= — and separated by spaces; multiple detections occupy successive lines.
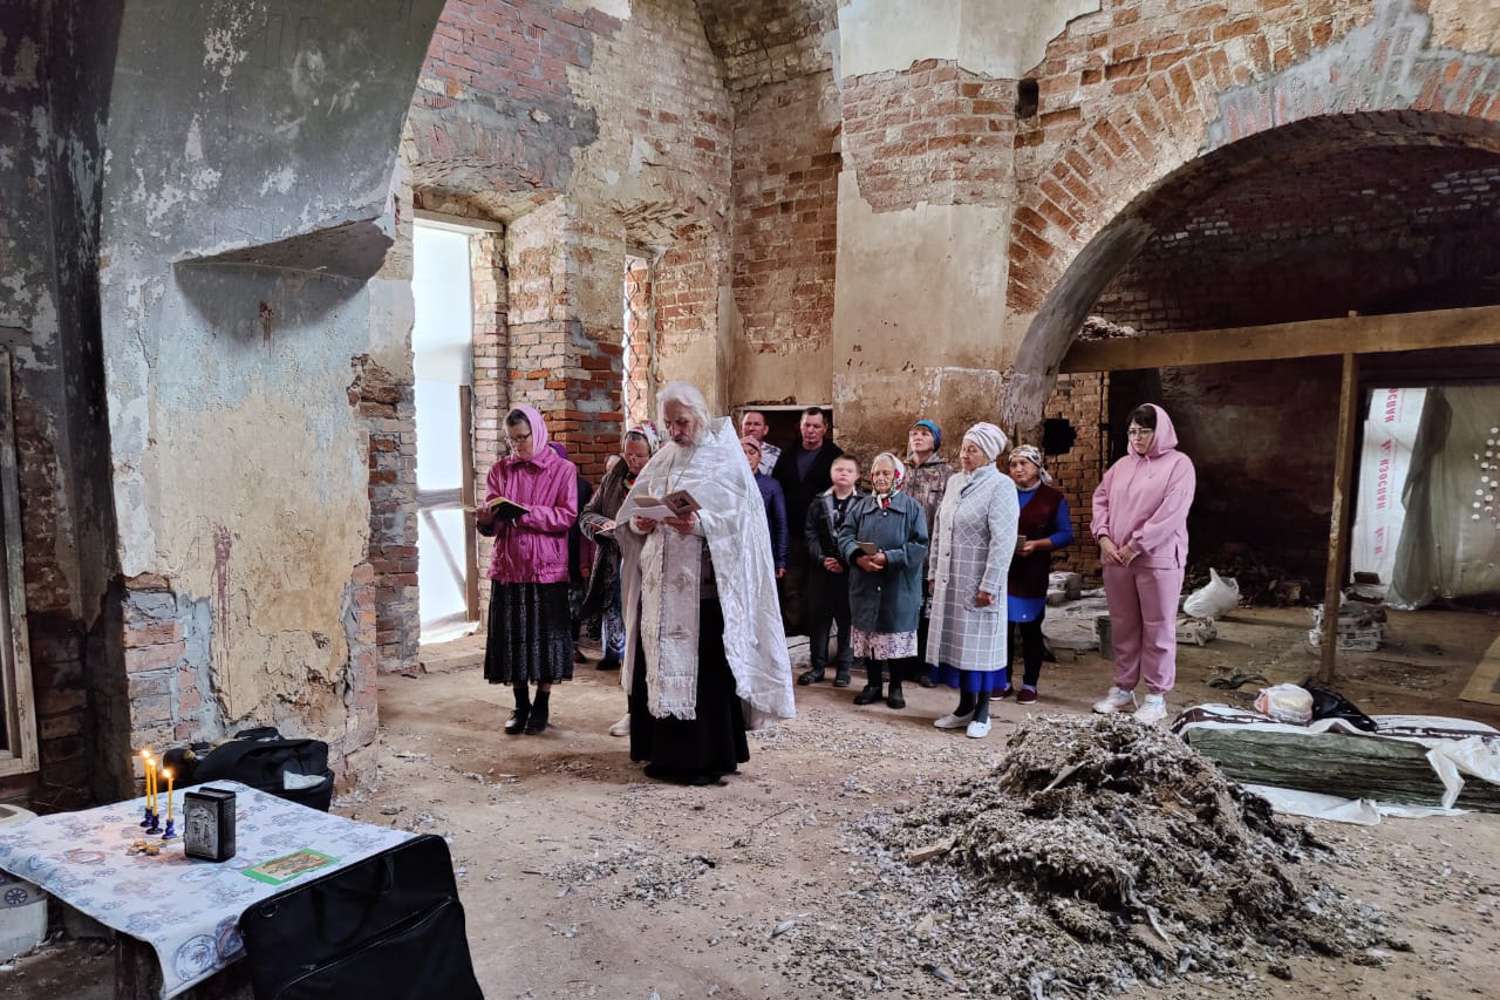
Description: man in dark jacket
xmin=774 ymin=406 xmax=844 ymax=634
xmin=800 ymin=455 xmax=862 ymax=687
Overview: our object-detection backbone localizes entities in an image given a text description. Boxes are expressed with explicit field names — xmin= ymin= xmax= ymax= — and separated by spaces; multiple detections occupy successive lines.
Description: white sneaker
xmin=933 ymin=711 xmax=974 ymax=730
xmin=608 ymin=713 xmax=630 ymax=737
xmin=1133 ymin=694 xmax=1167 ymax=726
xmin=1092 ymin=687 xmax=1136 ymax=714
xmin=965 ymin=719 xmax=992 ymax=739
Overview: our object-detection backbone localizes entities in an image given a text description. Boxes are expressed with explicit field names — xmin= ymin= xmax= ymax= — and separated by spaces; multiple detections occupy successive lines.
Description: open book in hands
xmin=487 ymin=496 xmax=530 ymax=520
xmin=631 ymin=490 xmax=701 ymax=522
xmin=854 ymin=541 xmax=880 ymax=556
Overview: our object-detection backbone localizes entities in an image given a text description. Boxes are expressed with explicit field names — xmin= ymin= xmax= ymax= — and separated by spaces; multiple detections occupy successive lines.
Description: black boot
xmin=886 ymin=670 xmax=906 ymax=710
xmin=505 ymin=684 xmax=531 ymax=735
xmin=853 ymin=662 xmax=884 ymax=705
xmin=524 ymin=689 xmax=550 ymax=735
xmin=798 ymin=667 xmax=825 ymax=686
xmin=596 ymin=654 xmax=620 ymax=671
xmin=833 ymin=664 xmax=851 ymax=688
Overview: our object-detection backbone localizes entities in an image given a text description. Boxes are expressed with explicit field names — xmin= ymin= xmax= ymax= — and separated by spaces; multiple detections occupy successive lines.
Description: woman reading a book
xmin=837 ymin=452 xmax=929 ymax=710
xmin=477 ymin=406 xmax=580 ymax=735
xmin=615 ymin=382 xmax=795 ymax=785
xmin=579 ymin=422 xmax=660 ymax=737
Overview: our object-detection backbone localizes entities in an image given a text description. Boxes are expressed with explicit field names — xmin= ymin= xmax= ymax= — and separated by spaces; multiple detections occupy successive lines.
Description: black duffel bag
xmin=240 ymin=834 xmax=484 ymax=1000
xmin=194 ymin=726 xmax=335 ymax=812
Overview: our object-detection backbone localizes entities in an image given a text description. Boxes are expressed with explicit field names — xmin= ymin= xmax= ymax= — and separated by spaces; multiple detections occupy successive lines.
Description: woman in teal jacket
xmin=838 ymin=452 xmax=929 ymax=710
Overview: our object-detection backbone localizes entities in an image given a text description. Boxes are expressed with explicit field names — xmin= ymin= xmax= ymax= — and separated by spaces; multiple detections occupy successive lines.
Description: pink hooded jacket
xmin=1090 ymin=404 xmax=1196 ymax=570
xmin=483 ymin=406 xmax=579 ymax=584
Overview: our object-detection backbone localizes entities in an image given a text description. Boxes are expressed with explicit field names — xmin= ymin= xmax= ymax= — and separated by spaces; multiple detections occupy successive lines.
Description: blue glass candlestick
xmin=161 ymin=817 xmax=176 ymax=840
xmin=140 ymin=804 xmax=153 ymax=828
xmin=145 ymin=810 xmax=161 ymax=835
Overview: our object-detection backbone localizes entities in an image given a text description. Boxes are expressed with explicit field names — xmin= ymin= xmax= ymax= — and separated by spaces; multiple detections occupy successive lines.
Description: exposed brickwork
xmin=470 ymin=231 xmax=508 ymax=610
xmin=731 ymin=73 xmax=840 ymax=360
xmin=842 ymin=60 xmax=1017 ymax=211
xmin=1098 ymin=150 xmax=1500 ymax=331
xmin=348 ymin=355 xmax=419 ymax=676
xmin=694 ymin=0 xmax=837 ymax=90
xmin=655 ymin=226 xmax=730 ymax=388
xmin=1006 ymin=0 xmax=1500 ymax=320
xmin=1035 ymin=373 xmax=1108 ymax=578
xmin=406 ymin=0 xmax=623 ymax=216
xmin=623 ymin=256 xmax=654 ymax=426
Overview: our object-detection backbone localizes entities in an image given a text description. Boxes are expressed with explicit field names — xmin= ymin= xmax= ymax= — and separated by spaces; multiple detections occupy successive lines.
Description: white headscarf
xmin=963 ymin=422 xmax=1009 ymax=462
xmin=1009 ymin=444 xmax=1054 ymax=486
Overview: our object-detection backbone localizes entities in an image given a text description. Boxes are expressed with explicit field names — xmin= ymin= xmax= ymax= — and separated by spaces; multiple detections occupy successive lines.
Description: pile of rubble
xmin=1308 ymin=594 xmax=1388 ymax=652
xmin=780 ymin=716 xmax=1394 ymax=998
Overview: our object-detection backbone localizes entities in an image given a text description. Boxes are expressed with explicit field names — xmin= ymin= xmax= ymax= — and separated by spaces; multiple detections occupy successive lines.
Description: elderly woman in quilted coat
xmin=925 ymin=422 xmax=1019 ymax=740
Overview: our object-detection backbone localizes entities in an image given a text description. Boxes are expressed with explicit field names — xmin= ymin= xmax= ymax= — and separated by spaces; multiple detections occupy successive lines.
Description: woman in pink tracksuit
xmin=1090 ymin=404 xmax=1195 ymax=726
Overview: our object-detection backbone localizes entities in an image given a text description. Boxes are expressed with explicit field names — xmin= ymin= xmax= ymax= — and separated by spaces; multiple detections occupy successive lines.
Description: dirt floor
xmin=4 ymin=606 xmax=1499 ymax=999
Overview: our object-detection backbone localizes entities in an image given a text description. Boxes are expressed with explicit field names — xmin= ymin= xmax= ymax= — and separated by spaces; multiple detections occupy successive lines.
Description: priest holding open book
xmin=615 ymin=382 xmax=796 ymax=785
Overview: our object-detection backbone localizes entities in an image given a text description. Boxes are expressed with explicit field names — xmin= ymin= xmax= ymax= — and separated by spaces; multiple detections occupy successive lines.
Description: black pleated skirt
xmin=483 ymin=581 xmax=574 ymax=684
xmin=629 ymin=598 xmax=749 ymax=781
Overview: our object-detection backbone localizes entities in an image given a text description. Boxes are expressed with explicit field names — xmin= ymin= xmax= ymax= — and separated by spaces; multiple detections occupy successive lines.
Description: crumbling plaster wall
xmin=828 ymin=0 xmax=1100 ymax=458
xmin=0 ymin=0 xmax=122 ymax=809
xmin=94 ymin=0 xmax=444 ymax=789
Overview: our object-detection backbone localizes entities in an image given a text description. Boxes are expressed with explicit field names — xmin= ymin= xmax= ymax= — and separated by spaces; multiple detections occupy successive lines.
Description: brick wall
xmin=470 ymin=231 xmax=508 ymax=609
xmin=841 ymin=61 xmax=1017 ymax=212
xmin=730 ymin=73 xmax=841 ymax=367
xmin=1005 ymin=0 xmax=1500 ymax=326
xmin=1097 ymin=150 xmax=1500 ymax=332
xmin=1036 ymin=372 xmax=1108 ymax=579
xmin=695 ymin=0 xmax=837 ymax=92
xmin=349 ymin=355 xmax=419 ymax=676
xmin=623 ymin=256 xmax=653 ymax=425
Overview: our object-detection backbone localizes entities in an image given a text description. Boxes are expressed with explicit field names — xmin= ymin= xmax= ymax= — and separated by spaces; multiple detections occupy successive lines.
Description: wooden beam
xmin=1317 ymin=353 xmax=1360 ymax=684
xmin=459 ymin=385 xmax=480 ymax=624
xmin=1060 ymin=305 xmax=1500 ymax=373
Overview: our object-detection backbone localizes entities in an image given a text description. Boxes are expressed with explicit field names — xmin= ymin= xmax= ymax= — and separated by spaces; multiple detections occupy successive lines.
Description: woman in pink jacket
xmin=477 ymin=406 xmax=579 ymax=735
xmin=1089 ymin=404 xmax=1196 ymax=726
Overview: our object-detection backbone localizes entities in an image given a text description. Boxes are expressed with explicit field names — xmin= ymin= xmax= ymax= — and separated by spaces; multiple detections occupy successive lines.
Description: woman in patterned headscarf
xmin=580 ymin=422 xmax=660 ymax=736
xmin=837 ymin=452 xmax=929 ymax=710
xmin=925 ymin=422 xmax=1019 ymax=739
xmin=1004 ymin=444 xmax=1073 ymax=705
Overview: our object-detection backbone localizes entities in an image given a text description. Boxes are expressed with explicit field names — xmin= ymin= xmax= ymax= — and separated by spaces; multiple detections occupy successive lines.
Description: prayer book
xmin=487 ymin=496 xmax=530 ymax=519
xmin=633 ymin=490 xmax=701 ymax=521
xmin=855 ymin=541 xmax=880 ymax=556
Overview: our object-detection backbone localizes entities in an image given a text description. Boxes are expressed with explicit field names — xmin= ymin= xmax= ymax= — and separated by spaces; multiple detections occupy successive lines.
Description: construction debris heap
xmin=783 ymin=715 xmax=1396 ymax=998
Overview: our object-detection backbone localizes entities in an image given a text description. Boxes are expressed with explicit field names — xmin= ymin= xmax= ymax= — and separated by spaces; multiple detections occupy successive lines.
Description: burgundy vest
xmin=1008 ymin=483 xmax=1064 ymax=599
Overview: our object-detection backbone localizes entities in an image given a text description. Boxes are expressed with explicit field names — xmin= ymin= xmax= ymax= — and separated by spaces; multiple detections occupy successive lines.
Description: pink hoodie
xmin=1090 ymin=404 xmax=1196 ymax=569
xmin=484 ymin=405 xmax=579 ymax=584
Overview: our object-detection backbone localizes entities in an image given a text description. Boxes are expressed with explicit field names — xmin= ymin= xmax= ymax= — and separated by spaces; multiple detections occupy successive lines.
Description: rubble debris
xmin=1077 ymin=314 xmax=1139 ymax=341
xmin=1176 ymin=617 xmax=1218 ymax=646
xmin=1308 ymin=595 xmax=1387 ymax=652
xmin=1046 ymin=571 xmax=1083 ymax=605
xmin=779 ymin=715 xmax=1392 ymax=999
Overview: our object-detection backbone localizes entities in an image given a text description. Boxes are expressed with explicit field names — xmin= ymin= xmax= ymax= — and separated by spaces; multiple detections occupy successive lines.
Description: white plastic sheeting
xmin=1388 ymin=386 xmax=1500 ymax=608
xmin=1351 ymin=387 xmax=1424 ymax=587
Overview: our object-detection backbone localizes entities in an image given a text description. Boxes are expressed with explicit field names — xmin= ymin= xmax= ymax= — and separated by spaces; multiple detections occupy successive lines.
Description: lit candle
xmin=146 ymin=757 xmax=157 ymax=814
xmin=163 ymin=768 xmax=174 ymax=824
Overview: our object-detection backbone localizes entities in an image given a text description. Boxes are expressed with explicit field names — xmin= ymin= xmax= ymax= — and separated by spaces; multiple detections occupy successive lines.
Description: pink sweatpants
xmin=1102 ymin=563 xmax=1185 ymax=694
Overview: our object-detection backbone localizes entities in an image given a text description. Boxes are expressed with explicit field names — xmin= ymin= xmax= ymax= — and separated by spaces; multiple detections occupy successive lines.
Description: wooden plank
xmin=0 ymin=349 xmax=37 ymax=777
xmin=1060 ymin=304 xmax=1500 ymax=373
xmin=459 ymin=385 xmax=480 ymax=623
xmin=1317 ymin=353 xmax=1360 ymax=685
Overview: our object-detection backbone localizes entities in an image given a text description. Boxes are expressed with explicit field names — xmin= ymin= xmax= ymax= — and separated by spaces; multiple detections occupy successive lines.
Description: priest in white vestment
xmin=615 ymin=382 xmax=796 ymax=784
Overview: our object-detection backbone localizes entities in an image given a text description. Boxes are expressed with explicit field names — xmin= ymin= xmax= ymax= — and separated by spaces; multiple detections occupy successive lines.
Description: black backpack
xmin=239 ymin=834 xmax=484 ymax=1000
xmin=194 ymin=726 xmax=335 ymax=812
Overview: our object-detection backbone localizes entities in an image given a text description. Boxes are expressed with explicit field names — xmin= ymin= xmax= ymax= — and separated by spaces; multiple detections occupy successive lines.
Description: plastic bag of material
xmin=1254 ymin=684 xmax=1314 ymax=725
xmin=1183 ymin=568 xmax=1241 ymax=620
xmin=1299 ymin=679 xmax=1378 ymax=732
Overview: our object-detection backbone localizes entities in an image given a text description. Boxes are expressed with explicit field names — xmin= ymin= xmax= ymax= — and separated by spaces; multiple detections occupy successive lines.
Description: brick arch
xmin=1002 ymin=0 xmax=1500 ymax=422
